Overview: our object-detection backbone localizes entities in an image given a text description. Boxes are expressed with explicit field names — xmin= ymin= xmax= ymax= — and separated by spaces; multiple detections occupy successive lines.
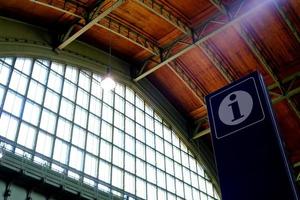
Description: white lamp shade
xmin=101 ymin=76 xmax=116 ymax=91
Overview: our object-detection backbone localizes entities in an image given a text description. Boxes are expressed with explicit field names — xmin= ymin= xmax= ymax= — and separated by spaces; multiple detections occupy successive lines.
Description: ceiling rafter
xmin=133 ymin=0 xmax=271 ymax=82
xmin=272 ymin=0 xmax=300 ymax=43
xmin=134 ymin=0 xmax=191 ymax=35
xmin=197 ymin=43 xmax=234 ymax=83
xmin=167 ymin=62 xmax=206 ymax=106
xmin=31 ymin=0 xmax=159 ymax=55
xmin=237 ymin=23 xmax=300 ymax=120
xmin=56 ymin=0 xmax=125 ymax=50
xmin=96 ymin=17 xmax=160 ymax=55
xmin=192 ymin=71 xmax=300 ymax=140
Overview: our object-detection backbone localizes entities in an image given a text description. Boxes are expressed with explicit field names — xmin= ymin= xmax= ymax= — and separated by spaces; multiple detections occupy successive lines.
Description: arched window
xmin=0 ymin=57 xmax=220 ymax=200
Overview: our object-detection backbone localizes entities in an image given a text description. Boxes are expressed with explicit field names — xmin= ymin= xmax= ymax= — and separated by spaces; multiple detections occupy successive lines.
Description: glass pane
xmin=115 ymin=83 xmax=124 ymax=97
xmin=17 ymin=122 xmax=37 ymax=149
xmin=165 ymin=141 xmax=173 ymax=158
xmin=72 ymin=125 xmax=86 ymax=148
xmin=124 ymin=152 xmax=135 ymax=173
xmin=14 ymin=58 xmax=32 ymax=75
xmin=125 ymin=102 xmax=134 ymax=119
xmin=136 ymin=158 xmax=145 ymax=178
xmin=74 ymin=106 xmax=88 ymax=128
xmin=125 ymin=135 xmax=135 ymax=154
xmin=0 ymin=62 xmax=11 ymax=85
xmin=135 ymin=96 xmax=144 ymax=110
xmin=176 ymin=179 xmax=184 ymax=198
xmin=167 ymin=174 xmax=175 ymax=193
xmin=125 ymin=87 xmax=134 ymax=103
xmin=166 ymin=157 xmax=174 ymax=175
xmin=125 ymin=117 xmax=134 ymax=136
xmin=146 ymin=146 xmax=155 ymax=165
xmin=48 ymin=71 xmax=63 ymax=93
xmin=112 ymin=166 xmax=123 ymax=189
xmin=147 ymin=164 xmax=156 ymax=184
xmin=135 ymin=108 xmax=144 ymax=125
xmin=173 ymin=147 xmax=181 ymax=163
xmin=146 ymin=130 xmax=155 ymax=148
xmin=27 ymin=80 xmax=45 ymax=105
xmin=136 ymin=140 xmax=145 ymax=160
xmin=182 ymin=151 xmax=189 ymax=168
xmin=184 ymin=184 xmax=193 ymax=200
xmin=157 ymin=169 xmax=166 ymax=189
xmin=101 ymin=121 xmax=112 ymax=142
xmin=32 ymin=62 xmax=48 ymax=84
xmin=136 ymin=178 xmax=146 ymax=199
xmin=156 ymin=152 xmax=165 ymax=170
xmin=103 ymin=90 xmax=113 ymax=106
xmin=9 ymin=70 xmax=29 ymax=95
xmin=0 ymin=85 xmax=4 ymax=105
xmin=4 ymin=90 xmax=23 ymax=117
xmin=77 ymin=88 xmax=89 ymax=109
xmin=98 ymin=160 xmax=111 ymax=184
xmin=36 ymin=131 xmax=53 ymax=157
xmin=51 ymin=62 xmax=64 ymax=75
xmin=91 ymin=77 xmax=102 ymax=99
xmin=49 ymin=103 xmax=63 ymax=127
xmin=158 ymin=189 xmax=166 ymax=200
xmin=69 ymin=146 xmax=84 ymax=170
xmin=88 ymin=113 xmax=100 ymax=134
xmin=102 ymin=104 xmax=113 ymax=123
xmin=62 ymin=80 xmax=76 ymax=101
xmin=164 ymin=126 xmax=172 ymax=143
xmin=23 ymin=100 xmax=41 ymax=126
xmin=78 ymin=71 xmax=91 ymax=91
xmin=99 ymin=140 xmax=111 ymax=162
xmin=56 ymin=117 xmax=72 ymax=141
xmin=40 ymin=109 xmax=57 ymax=134
xmin=84 ymin=153 xmax=98 ymax=177
xmin=191 ymin=172 xmax=199 ymax=188
xmin=145 ymin=115 xmax=154 ymax=131
xmin=155 ymin=120 xmax=163 ymax=137
xmin=114 ymin=95 xmax=124 ymax=113
xmin=136 ymin=124 xmax=145 ymax=143
xmin=124 ymin=172 xmax=135 ymax=194
xmin=53 ymin=139 xmax=69 ymax=164
xmin=147 ymin=183 xmax=157 ymax=200
xmin=89 ymin=96 xmax=102 ymax=116
xmin=86 ymin=133 xmax=99 ymax=155
xmin=0 ymin=113 xmax=19 ymax=141
xmin=113 ymin=128 xmax=124 ymax=148
xmin=114 ymin=111 xmax=124 ymax=130
xmin=175 ymin=162 xmax=183 ymax=180
xmin=183 ymin=167 xmax=191 ymax=184
xmin=65 ymin=66 xmax=78 ymax=83
xmin=155 ymin=135 xmax=164 ymax=154
xmin=44 ymin=89 xmax=60 ymax=113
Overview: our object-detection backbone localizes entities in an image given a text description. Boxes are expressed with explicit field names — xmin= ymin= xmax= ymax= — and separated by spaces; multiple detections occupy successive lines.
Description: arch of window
xmin=0 ymin=57 xmax=220 ymax=200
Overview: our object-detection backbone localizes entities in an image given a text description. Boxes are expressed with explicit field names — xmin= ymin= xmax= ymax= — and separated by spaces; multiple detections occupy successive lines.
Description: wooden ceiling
xmin=0 ymin=0 xmax=300 ymax=180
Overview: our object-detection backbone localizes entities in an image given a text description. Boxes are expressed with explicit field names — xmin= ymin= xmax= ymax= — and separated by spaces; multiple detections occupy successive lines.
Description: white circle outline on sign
xmin=218 ymin=90 xmax=253 ymax=126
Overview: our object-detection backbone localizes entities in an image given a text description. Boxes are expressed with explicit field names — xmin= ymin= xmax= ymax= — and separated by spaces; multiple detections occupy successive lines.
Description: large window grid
xmin=0 ymin=57 xmax=220 ymax=200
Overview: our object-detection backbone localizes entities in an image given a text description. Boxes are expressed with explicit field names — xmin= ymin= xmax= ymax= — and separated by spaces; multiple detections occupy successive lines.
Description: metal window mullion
xmin=142 ymin=98 xmax=148 ymax=199
xmin=49 ymin=64 xmax=66 ymax=168
xmin=0 ymin=57 xmax=16 ymax=117
xmin=120 ymin=91 xmax=126 ymax=197
xmin=161 ymin=121 xmax=168 ymax=199
xmin=12 ymin=58 xmax=35 ymax=154
xmin=66 ymin=67 xmax=79 ymax=174
xmin=81 ymin=70 xmax=92 ymax=184
xmin=26 ymin=59 xmax=51 ymax=160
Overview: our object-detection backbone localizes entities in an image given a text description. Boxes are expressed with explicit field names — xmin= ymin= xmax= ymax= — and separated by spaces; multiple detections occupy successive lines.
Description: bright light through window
xmin=0 ymin=57 xmax=220 ymax=200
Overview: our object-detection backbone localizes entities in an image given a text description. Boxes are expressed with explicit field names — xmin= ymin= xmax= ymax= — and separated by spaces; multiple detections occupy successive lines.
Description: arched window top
xmin=0 ymin=57 xmax=220 ymax=200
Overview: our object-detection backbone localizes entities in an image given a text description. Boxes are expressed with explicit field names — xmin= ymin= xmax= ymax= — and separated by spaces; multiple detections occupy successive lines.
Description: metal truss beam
xmin=134 ymin=0 xmax=190 ymax=34
xmin=193 ymin=72 xmax=300 ymax=140
xmin=272 ymin=0 xmax=300 ymax=43
xmin=133 ymin=0 xmax=271 ymax=82
xmin=31 ymin=0 xmax=159 ymax=55
xmin=167 ymin=62 xmax=205 ymax=105
xmin=96 ymin=18 xmax=160 ymax=55
xmin=57 ymin=0 xmax=125 ymax=50
xmin=198 ymin=43 xmax=234 ymax=83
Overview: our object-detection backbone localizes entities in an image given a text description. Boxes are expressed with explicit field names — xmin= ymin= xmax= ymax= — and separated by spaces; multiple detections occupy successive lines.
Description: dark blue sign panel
xmin=206 ymin=71 xmax=299 ymax=200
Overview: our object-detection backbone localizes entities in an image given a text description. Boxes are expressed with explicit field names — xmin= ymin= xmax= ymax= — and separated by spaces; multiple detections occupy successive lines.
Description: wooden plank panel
xmin=274 ymin=100 xmax=300 ymax=164
xmin=149 ymin=66 xmax=203 ymax=117
xmin=206 ymin=26 xmax=275 ymax=85
xmin=177 ymin=48 xmax=228 ymax=93
xmin=243 ymin=2 xmax=300 ymax=79
xmin=112 ymin=0 xmax=181 ymax=41
xmin=81 ymin=26 xmax=150 ymax=62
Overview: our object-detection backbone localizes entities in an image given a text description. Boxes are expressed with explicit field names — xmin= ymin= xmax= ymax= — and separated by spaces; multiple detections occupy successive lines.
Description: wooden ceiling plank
xmin=273 ymin=0 xmax=300 ymax=43
xmin=57 ymin=0 xmax=125 ymax=50
xmin=134 ymin=0 xmax=190 ymax=34
xmin=30 ymin=0 xmax=82 ymax=18
xmin=96 ymin=18 xmax=159 ymax=55
xmin=166 ymin=63 xmax=206 ymax=106
xmin=133 ymin=0 xmax=271 ymax=82
xmin=197 ymin=43 xmax=234 ymax=83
